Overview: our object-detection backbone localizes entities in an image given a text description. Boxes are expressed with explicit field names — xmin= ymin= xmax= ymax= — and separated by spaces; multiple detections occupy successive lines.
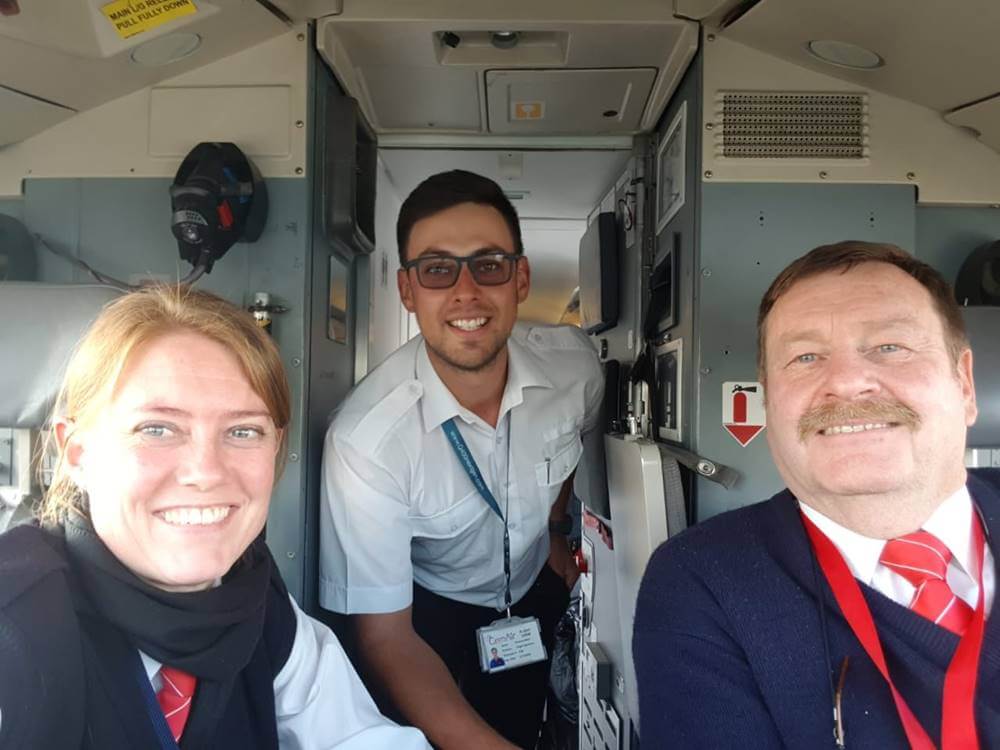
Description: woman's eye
xmin=137 ymin=423 xmax=173 ymax=438
xmin=230 ymin=426 xmax=264 ymax=440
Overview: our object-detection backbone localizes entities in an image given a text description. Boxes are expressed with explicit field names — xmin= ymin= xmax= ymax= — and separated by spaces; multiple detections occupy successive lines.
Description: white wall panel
xmin=0 ymin=29 xmax=309 ymax=197
xmin=701 ymin=35 xmax=1000 ymax=205
xmin=368 ymin=156 xmax=407 ymax=370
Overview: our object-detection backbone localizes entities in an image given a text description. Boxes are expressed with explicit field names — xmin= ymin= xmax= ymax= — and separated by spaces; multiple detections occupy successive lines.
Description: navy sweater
xmin=633 ymin=470 xmax=1000 ymax=749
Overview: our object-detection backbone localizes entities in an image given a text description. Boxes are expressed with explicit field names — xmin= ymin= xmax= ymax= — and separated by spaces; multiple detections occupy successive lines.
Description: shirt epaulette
xmin=519 ymin=323 xmax=596 ymax=353
xmin=344 ymin=379 xmax=424 ymax=456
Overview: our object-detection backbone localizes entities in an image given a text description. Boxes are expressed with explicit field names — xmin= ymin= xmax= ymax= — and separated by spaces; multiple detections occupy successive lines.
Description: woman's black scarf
xmin=51 ymin=514 xmax=279 ymax=748
xmin=60 ymin=514 xmax=272 ymax=682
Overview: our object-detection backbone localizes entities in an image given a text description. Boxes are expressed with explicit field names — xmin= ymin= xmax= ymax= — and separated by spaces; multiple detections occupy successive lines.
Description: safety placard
xmin=101 ymin=0 xmax=197 ymax=40
xmin=722 ymin=381 xmax=765 ymax=447
xmin=512 ymin=101 xmax=545 ymax=120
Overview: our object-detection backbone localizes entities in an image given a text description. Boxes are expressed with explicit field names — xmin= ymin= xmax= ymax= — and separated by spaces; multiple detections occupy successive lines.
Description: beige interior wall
xmin=701 ymin=35 xmax=1000 ymax=205
xmin=0 ymin=28 xmax=310 ymax=198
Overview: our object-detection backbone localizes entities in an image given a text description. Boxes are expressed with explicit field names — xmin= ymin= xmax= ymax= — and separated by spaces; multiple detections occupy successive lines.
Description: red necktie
xmin=879 ymin=530 xmax=973 ymax=635
xmin=156 ymin=666 xmax=197 ymax=742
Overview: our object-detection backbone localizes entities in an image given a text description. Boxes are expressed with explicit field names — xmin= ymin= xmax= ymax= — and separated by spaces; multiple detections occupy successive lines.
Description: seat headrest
xmin=0 ymin=283 xmax=121 ymax=428
xmin=965 ymin=306 xmax=1000 ymax=448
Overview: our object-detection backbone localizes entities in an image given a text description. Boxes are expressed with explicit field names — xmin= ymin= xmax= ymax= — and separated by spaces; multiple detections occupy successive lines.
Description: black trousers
xmin=411 ymin=563 xmax=570 ymax=750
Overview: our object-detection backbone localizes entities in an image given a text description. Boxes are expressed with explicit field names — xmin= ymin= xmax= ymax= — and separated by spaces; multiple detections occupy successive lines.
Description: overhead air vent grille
xmin=714 ymin=92 xmax=868 ymax=159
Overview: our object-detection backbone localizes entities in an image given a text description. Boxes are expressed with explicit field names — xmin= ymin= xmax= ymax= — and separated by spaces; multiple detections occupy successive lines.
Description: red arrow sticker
xmin=722 ymin=381 xmax=766 ymax=447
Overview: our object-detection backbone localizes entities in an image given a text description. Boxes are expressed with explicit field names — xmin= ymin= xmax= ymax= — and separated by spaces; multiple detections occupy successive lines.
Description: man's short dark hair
xmin=757 ymin=240 xmax=969 ymax=377
xmin=396 ymin=169 xmax=524 ymax=264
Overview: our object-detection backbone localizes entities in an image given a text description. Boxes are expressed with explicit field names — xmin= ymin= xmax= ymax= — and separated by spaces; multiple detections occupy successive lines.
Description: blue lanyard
xmin=442 ymin=418 xmax=504 ymax=520
xmin=442 ymin=417 xmax=513 ymax=614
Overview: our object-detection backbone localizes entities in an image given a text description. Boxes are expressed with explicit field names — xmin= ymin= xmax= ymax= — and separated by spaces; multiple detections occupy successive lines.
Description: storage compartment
xmin=323 ymin=93 xmax=377 ymax=256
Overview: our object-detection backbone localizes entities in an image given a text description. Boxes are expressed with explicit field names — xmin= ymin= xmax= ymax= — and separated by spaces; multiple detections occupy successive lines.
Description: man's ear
xmin=397 ymin=268 xmax=416 ymax=313
xmin=957 ymin=348 xmax=978 ymax=427
xmin=515 ymin=256 xmax=531 ymax=304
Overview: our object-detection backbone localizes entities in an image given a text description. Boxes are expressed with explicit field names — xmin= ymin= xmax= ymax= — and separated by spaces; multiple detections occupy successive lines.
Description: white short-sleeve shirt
xmin=319 ymin=323 xmax=604 ymax=613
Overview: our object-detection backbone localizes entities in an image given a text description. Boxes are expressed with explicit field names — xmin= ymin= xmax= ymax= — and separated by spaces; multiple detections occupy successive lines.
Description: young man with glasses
xmin=319 ymin=170 xmax=604 ymax=749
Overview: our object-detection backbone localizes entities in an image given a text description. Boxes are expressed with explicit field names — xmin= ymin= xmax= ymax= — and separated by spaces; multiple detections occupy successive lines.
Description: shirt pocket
xmin=535 ymin=432 xmax=584 ymax=487
xmin=410 ymin=490 xmax=492 ymax=540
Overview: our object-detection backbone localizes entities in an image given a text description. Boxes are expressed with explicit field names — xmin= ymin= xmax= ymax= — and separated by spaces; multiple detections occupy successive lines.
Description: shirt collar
xmin=139 ymin=650 xmax=161 ymax=682
xmin=798 ymin=485 xmax=974 ymax=585
xmin=417 ymin=341 xmax=472 ymax=432
xmin=416 ymin=329 xmax=553 ymax=433
xmin=923 ymin=485 xmax=975 ymax=579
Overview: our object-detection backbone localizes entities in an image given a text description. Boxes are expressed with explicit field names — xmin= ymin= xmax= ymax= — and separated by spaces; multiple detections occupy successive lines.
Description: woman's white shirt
xmin=139 ymin=595 xmax=430 ymax=749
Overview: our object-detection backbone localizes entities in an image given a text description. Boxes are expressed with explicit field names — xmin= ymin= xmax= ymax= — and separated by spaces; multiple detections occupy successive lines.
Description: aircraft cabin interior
xmin=2 ymin=1 xmax=1000 ymax=747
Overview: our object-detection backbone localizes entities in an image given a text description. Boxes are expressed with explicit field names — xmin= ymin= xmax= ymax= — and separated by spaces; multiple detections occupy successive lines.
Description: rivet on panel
xmin=705 ymin=122 xmax=714 ymax=130
xmin=295 ymin=167 xmax=304 ymax=175
xmin=297 ymin=33 xmax=305 ymax=41
xmin=291 ymin=357 xmax=302 ymax=367
xmin=906 ymin=172 xmax=916 ymax=180
xmin=289 ymin=453 xmax=299 ymax=463
xmin=818 ymin=171 xmax=828 ymax=179
xmin=700 ymin=367 xmax=712 ymax=376
xmin=295 ymin=120 xmax=304 ymax=128
xmin=286 ymin=551 xmax=296 ymax=559
xmin=707 ymin=33 xmax=716 ymax=42
xmin=701 ymin=268 xmax=712 ymax=278
xmin=704 ymin=170 xmax=713 ymax=179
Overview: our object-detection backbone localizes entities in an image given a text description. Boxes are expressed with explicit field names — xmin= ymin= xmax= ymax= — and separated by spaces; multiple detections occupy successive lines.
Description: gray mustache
xmin=798 ymin=400 xmax=920 ymax=441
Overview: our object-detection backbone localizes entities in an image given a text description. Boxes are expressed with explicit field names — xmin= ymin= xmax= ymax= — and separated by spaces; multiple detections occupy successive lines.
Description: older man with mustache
xmin=633 ymin=241 xmax=1000 ymax=748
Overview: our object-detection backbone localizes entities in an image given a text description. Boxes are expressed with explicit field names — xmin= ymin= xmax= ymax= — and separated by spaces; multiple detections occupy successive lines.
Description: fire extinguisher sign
xmin=722 ymin=381 xmax=766 ymax=447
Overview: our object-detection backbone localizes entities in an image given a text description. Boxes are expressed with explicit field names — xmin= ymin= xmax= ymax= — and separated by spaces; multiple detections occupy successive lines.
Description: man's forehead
xmin=406 ymin=203 xmax=514 ymax=258
xmin=762 ymin=263 xmax=945 ymax=348
xmin=772 ymin=264 xmax=932 ymax=316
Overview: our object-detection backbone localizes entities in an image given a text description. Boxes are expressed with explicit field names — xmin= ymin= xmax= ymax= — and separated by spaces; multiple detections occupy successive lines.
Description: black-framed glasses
xmin=402 ymin=252 xmax=520 ymax=289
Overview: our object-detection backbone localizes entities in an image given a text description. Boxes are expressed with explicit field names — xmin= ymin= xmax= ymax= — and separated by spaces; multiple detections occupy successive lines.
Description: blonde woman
xmin=0 ymin=286 xmax=430 ymax=750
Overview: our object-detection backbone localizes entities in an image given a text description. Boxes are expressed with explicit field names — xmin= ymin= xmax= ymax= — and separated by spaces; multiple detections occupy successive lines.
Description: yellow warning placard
xmin=101 ymin=0 xmax=197 ymax=40
xmin=512 ymin=101 xmax=545 ymax=121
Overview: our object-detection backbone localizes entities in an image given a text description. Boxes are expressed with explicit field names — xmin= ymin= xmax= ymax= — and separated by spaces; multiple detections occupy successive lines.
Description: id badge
xmin=477 ymin=616 xmax=546 ymax=674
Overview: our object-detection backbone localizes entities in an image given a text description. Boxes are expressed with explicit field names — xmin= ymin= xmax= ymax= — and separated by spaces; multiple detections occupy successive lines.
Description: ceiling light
xmin=806 ymin=40 xmax=884 ymax=70
xmin=491 ymin=31 xmax=520 ymax=50
xmin=130 ymin=32 xmax=202 ymax=67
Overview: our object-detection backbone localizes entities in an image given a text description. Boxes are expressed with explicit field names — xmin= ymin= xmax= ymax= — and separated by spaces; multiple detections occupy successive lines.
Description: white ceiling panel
xmin=0 ymin=86 xmax=75 ymax=146
xmin=0 ymin=0 xmax=288 ymax=143
xmin=486 ymin=68 xmax=657 ymax=135
xmin=723 ymin=0 xmax=1000 ymax=113
xmin=317 ymin=5 xmax=698 ymax=138
xmin=946 ymin=95 xmax=1000 ymax=155
xmin=359 ymin=67 xmax=483 ymax=130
